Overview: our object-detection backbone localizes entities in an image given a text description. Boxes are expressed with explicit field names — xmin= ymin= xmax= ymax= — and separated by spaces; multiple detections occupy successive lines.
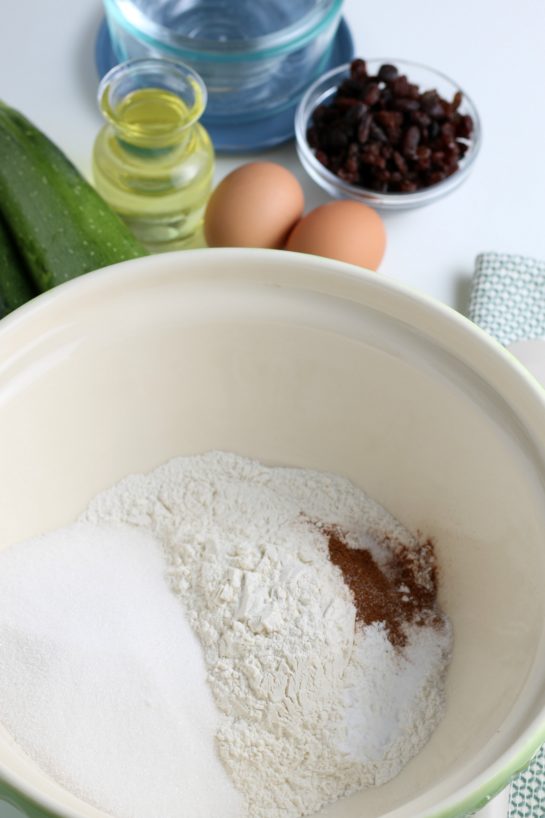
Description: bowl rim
xmin=103 ymin=0 xmax=344 ymax=60
xmin=0 ymin=247 xmax=544 ymax=818
xmin=295 ymin=58 xmax=482 ymax=210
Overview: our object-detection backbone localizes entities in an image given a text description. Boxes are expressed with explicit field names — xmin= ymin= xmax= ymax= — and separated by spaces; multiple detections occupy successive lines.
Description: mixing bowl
xmin=101 ymin=0 xmax=344 ymax=127
xmin=1 ymin=248 xmax=545 ymax=818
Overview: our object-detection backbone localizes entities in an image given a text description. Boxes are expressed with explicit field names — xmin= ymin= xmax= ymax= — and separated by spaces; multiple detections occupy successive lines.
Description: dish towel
xmin=468 ymin=251 xmax=545 ymax=817
xmin=469 ymin=252 xmax=545 ymax=346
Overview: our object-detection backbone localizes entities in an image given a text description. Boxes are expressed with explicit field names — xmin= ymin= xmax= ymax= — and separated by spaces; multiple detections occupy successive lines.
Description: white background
xmin=1 ymin=0 xmax=545 ymax=311
xmin=0 ymin=0 xmax=542 ymax=815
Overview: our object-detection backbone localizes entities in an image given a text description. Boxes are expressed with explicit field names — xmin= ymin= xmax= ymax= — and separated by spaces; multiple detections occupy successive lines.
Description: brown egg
xmin=204 ymin=162 xmax=305 ymax=249
xmin=285 ymin=200 xmax=386 ymax=271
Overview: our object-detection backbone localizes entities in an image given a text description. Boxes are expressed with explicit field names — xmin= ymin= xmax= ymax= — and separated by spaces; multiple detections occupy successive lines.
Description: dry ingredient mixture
xmin=0 ymin=452 xmax=452 ymax=818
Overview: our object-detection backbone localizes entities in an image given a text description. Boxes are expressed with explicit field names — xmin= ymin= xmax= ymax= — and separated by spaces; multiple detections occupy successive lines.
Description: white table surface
xmin=1 ymin=0 xmax=545 ymax=311
xmin=1 ymin=0 xmax=542 ymax=816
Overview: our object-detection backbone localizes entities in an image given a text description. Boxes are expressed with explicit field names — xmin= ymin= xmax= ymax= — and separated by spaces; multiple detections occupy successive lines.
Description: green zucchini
xmin=0 ymin=101 xmax=147 ymax=292
xmin=0 ymin=213 xmax=36 ymax=316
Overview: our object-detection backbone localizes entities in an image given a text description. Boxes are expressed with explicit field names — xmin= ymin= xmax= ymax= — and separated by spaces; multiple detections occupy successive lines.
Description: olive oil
xmin=93 ymin=62 xmax=215 ymax=251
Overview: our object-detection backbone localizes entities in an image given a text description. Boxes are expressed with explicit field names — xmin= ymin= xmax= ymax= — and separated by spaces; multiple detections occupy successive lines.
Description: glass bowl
xmin=295 ymin=59 xmax=482 ymax=211
xmin=102 ymin=0 xmax=344 ymax=125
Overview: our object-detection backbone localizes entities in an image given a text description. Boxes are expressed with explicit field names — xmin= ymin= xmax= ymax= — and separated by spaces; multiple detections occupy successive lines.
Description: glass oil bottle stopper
xmin=93 ymin=58 xmax=215 ymax=251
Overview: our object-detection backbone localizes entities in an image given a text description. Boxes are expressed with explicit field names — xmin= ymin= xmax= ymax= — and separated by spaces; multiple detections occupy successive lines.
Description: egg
xmin=285 ymin=200 xmax=386 ymax=271
xmin=204 ymin=162 xmax=304 ymax=249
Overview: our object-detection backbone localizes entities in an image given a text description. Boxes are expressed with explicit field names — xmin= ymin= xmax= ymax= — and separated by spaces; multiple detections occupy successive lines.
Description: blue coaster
xmin=94 ymin=18 xmax=354 ymax=152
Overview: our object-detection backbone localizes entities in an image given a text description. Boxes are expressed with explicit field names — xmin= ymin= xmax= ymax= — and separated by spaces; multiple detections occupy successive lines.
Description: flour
xmin=84 ymin=451 xmax=453 ymax=818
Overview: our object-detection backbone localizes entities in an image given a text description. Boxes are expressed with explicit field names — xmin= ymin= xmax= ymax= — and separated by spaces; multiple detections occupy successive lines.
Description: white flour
xmin=84 ymin=451 xmax=452 ymax=818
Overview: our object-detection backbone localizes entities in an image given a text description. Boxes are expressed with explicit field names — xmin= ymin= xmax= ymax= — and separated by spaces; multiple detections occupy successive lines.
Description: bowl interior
xmin=0 ymin=249 xmax=544 ymax=818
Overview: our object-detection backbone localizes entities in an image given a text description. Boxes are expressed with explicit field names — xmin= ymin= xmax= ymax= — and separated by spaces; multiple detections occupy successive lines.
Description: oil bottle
xmin=93 ymin=59 xmax=215 ymax=251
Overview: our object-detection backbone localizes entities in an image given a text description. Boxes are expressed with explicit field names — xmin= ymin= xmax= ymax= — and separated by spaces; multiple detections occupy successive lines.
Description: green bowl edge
xmin=1 ymin=725 xmax=544 ymax=818
xmin=0 ymin=777 xmax=60 ymax=818
xmin=427 ymin=726 xmax=545 ymax=818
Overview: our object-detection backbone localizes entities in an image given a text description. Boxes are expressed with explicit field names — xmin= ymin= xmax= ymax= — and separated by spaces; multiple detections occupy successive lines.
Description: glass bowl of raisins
xmin=295 ymin=58 xmax=481 ymax=210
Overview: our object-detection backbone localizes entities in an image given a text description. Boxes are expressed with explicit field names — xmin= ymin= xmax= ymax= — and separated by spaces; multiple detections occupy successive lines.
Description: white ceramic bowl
xmin=1 ymin=248 xmax=545 ymax=818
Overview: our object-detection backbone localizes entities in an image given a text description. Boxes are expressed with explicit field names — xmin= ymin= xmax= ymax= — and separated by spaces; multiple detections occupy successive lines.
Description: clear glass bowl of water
xmin=102 ymin=0 xmax=344 ymax=127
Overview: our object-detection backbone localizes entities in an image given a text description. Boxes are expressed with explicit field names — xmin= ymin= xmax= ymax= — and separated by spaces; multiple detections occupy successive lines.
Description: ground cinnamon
xmin=326 ymin=529 xmax=441 ymax=648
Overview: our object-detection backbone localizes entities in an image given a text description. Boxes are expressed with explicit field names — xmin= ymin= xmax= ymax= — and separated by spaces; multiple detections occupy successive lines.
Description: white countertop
xmin=0 ymin=1 xmax=540 ymax=816
xmin=2 ymin=0 xmax=545 ymax=311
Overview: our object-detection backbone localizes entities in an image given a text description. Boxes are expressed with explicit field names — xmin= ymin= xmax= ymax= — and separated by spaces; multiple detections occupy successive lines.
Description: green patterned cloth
xmin=468 ymin=251 xmax=545 ymax=817
xmin=469 ymin=252 xmax=545 ymax=346
xmin=508 ymin=749 xmax=545 ymax=818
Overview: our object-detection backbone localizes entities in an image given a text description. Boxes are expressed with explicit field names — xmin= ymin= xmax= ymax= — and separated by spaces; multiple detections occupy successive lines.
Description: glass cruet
xmin=93 ymin=58 xmax=215 ymax=251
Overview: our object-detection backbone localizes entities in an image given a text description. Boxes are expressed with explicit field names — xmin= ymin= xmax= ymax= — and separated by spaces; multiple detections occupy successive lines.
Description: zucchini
xmin=0 ymin=213 xmax=36 ymax=316
xmin=0 ymin=102 xmax=147 ymax=292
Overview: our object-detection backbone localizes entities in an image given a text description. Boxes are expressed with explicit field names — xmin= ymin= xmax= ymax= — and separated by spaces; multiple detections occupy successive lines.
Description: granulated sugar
xmin=83 ymin=451 xmax=453 ymax=818
xmin=0 ymin=522 xmax=242 ymax=818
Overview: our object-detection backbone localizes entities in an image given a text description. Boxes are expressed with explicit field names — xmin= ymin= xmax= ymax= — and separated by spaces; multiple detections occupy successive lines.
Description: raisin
xmin=315 ymin=150 xmax=329 ymax=167
xmin=350 ymin=58 xmax=367 ymax=80
xmin=402 ymin=126 xmax=420 ymax=157
xmin=428 ymin=101 xmax=446 ymax=119
xmin=392 ymin=75 xmax=411 ymax=96
xmin=440 ymin=122 xmax=456 ymax=148
xmin=393 ymin=151 xmax=408 ymax=174
xmin=420 ymin=90 xmax=440 ymax=112
xmin=346 ymin=155 xmax=359 ymax=174
xmin=363 ymin=82 xmax=381 ymax=106
xmin=416 ymin=145 xmax=432 ymax=169
xmin=344 ymin=102 xmax=369 ymax=125
xmin=380 ymin=144 xmax=394 ymax=160
xmin=337 ymin=78 xmax=364 ymax=99
xmin=335 ymin=96 xmax=363 ymax=111
xmin=411 ymin=110 xmax=431 ymax=129
xmin=457 ymin=114 xmax=474 ymax=138
xmin=347 ymin=141 xmax=359 ymax=158
xmin=375 ymin=110 xmax=403 ymax=142
xmin=393 ymin=97 xmax=420 ymax=113
xmin=378 ymin=63 xmax=399 ymax=82
xmin=427 ymin=170 xmax=447 ymax=185
xmin=312 ymin=104 xmax=335 ymax=124
xmin=370 ymin=121 xmax=388 ymax=143
xmin=378 ymin=87 xmax=393 ymax=109
xmin=374 ymin=167 xmax=392 ymax=183
xmin=360 ymin=143 xmax=385 ymax=168
xmin=323 ymin=128 xmax=349 ymax=151
xmin=357 ymin=113 xmax=372 ymax=143
xmin=338 ymin=168 xmax=359 ymax=184
xmin=452 ymin=90 xmax=463 ymax=110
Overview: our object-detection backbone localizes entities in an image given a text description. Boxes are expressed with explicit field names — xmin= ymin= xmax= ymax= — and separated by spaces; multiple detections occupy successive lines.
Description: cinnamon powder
xmin=326 ymin=529 xmax=441 ymax=648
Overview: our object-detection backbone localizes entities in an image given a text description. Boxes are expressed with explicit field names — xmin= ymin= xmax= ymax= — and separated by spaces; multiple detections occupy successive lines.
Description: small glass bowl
xmin=102 ymin=0 xmax=344 ymax=125
xmin=295 ymin=59 xmax=482 ymax=211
